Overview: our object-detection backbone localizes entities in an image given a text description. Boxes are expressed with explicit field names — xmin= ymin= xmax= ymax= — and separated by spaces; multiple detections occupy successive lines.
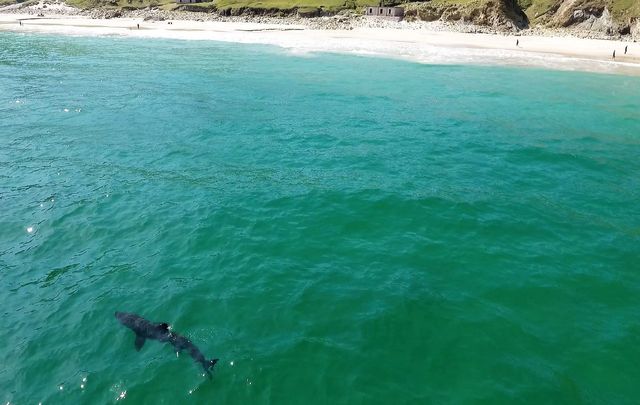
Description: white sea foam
xmin=1 ymin=14 xmax=639 ymax=76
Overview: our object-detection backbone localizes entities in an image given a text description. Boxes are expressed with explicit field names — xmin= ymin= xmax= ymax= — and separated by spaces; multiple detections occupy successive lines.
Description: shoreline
xmin=2 ymin=13 xmax=640 ymax=76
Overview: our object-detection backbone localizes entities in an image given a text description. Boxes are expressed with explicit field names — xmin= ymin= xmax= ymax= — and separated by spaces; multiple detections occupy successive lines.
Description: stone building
xmin=364 ymin=6 xmax=404 ymax=18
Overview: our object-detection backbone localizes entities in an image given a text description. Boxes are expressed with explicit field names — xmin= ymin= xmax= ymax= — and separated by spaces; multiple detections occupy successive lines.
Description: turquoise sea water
xmin=1 ymin=32 xmax=640 ymax=404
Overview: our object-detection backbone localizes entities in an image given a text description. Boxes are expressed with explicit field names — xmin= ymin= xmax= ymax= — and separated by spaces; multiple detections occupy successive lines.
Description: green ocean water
xmin=1 ymin=32 xmax=640 ymax=404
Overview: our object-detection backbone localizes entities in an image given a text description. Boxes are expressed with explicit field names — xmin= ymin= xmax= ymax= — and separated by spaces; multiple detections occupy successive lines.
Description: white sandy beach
xmin=1 ymin=13 xmax=640 ymax=75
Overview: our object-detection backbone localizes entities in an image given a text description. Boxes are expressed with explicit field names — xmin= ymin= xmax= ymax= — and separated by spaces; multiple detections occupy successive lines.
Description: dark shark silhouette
xmin=115 ymin=311 xmax=219 ymax=377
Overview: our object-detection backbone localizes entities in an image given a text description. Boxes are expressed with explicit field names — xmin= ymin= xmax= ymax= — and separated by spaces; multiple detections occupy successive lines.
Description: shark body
xmin=115 ymin=311 xmax=219 ymax=377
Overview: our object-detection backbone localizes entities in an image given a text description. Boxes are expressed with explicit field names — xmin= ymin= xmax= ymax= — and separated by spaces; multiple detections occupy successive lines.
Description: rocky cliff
xmin=403 ymin=0 xmax=528 ymax=31
xmin=403 ymin=0 xmax=639 ymax=36
xmin=519 ymin=0 xmax=639 ymax=36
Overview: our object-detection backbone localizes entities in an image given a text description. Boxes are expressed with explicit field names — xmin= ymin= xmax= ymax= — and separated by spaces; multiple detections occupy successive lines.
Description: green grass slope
xmin=2 ymin=0 xmax=638 ymax=32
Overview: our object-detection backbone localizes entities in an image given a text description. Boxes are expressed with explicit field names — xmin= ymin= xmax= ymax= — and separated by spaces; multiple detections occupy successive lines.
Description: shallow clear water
xmin=1 ymin=32 xmax=640 ymax=404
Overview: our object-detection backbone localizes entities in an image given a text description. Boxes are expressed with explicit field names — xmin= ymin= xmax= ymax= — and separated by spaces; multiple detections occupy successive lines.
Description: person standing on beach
xmin=516 ymin=39 xmax=519 ymax=47
xmin=137 ymin=23 xmax=140 ymax=29
xmin=625 ymin=45 xmax=628 ymax=54
xmin=613 ymin=50 xmax=616 ymax=60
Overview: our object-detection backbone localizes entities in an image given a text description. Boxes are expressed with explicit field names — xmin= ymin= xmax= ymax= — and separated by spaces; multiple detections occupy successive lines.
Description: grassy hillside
xmin=610 ymin=0 xmax=640 ymax=19
xmin=3 ymin=0 xmax=639 ymax=30
xmin=207 ymin=0 xmax=640 ymax=21
xmin=516 ymin=0 xmax=552 ymax=19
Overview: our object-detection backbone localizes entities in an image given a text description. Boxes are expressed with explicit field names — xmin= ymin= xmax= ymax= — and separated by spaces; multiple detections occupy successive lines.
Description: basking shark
xmin=115 ymin=311 xmax=219 ymax=377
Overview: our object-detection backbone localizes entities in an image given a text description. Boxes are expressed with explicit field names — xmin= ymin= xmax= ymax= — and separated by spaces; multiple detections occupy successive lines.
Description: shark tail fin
xmin=203 ymin=358 xmax=219 ymax=379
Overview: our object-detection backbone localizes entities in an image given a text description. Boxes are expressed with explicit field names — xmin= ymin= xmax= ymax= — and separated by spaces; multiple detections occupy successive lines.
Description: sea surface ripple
xmin=1 ymin=32 xmax=640 ymax=404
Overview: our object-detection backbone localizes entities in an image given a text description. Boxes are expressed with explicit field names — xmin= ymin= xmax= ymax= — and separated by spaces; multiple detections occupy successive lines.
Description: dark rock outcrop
xmin=404 ymin=0 xmax=528 ymax=31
